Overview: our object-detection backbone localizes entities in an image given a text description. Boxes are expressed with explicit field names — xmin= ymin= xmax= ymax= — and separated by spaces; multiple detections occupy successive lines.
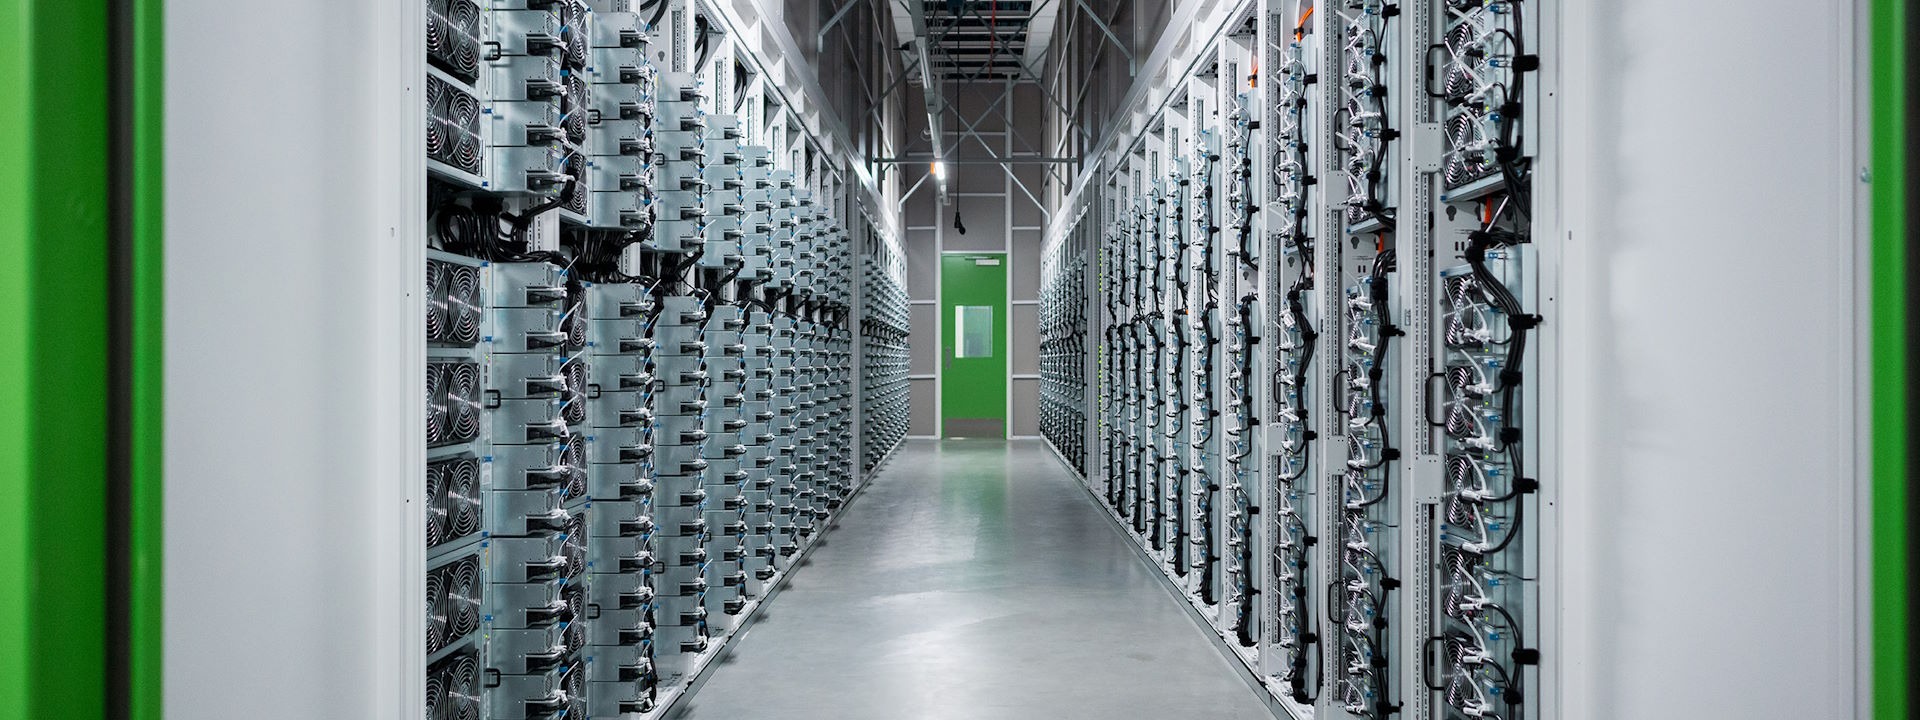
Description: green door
xmin=941 ymin=253 xmax=1008 ymax=438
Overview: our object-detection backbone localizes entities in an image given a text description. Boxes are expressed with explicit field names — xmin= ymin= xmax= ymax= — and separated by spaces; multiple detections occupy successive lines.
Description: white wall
xmin=1557 ymin=1 xmax=1867 ymax=717
xmin=166 ymin=1 xmax=418 ymax=718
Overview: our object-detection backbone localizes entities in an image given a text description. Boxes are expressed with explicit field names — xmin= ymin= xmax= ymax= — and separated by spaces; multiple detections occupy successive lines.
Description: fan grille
xmin=426 ymin=363 xmax=449 ymax=446
xmin=425 ymin=461 xmax=449 ymax=548
xmin=446 ymin=458 xmax=482 ymax=540
xmin=445 ymin=264 xmax=481 ymax=344
xmin=446 ymin=555 xmax=482 ymax=637
xmin=425 ymin=569 xmax=448 ymax=653
xmin=444 ymin=362 xmax=482 ymax=443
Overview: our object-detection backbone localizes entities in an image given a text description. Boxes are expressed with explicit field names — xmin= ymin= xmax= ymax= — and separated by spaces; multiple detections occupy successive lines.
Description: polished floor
xmin=675 ymin=439 xmax=1275 ymax=720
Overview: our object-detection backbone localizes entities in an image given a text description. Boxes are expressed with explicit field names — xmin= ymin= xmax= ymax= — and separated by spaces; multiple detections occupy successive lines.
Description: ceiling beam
xmin=1074 ymin=0 xmax=1134 ymax=73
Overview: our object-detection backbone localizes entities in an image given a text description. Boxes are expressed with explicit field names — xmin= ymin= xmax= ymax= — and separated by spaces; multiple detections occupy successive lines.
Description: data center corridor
xmin=674 ymin=440 xmax=1274 ymax=719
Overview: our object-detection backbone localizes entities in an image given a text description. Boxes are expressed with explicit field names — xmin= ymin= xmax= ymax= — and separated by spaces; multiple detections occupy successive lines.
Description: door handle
xmin=944 ymin=344 xmax=953 ymax=371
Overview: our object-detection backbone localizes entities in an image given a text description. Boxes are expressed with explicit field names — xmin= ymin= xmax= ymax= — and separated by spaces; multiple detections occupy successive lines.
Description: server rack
xmin=413 ymin=1 xmax=905 ymax=717
xmin=1039 ymin=1 xmax=1556 ymax=717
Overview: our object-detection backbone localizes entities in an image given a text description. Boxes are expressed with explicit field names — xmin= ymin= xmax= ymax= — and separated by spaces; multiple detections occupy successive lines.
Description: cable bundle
xmin=1335 ymin=1 xmax=1398 ymax=231
xmin=1187 ymin=127 xmax=1223 ymax=606
xmin=1221 ymin=93 xmax=1260 ymax=649
xmin=1336 ymin=249 xmax=1401 ymax=719
xmin=1435 ymin=236 xmax=1535 ymax=720
xmin=1270 ymin=28 xmax=1322 ymax=702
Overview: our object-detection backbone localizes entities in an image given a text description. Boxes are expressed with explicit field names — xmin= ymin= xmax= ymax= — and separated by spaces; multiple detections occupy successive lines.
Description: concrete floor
xmin=674 ymin=439 xmax=1275 ymax=720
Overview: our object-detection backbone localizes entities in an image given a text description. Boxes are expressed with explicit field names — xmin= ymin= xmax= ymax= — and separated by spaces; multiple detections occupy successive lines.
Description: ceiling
xmin=922 ymin=0 xmax=1032 ymax=81
xmin=889 ymin=0 xmax=1062 ymax=84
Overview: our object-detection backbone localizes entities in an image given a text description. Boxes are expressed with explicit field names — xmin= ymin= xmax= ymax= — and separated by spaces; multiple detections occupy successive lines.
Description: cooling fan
xmin=426 ymin=0 xmax=483 ymax=83
xmin=427 ymin=259 xmax=450 ymax=343
xmin=426 ymin=75 xmax=484 ymax=175
xmin=559 ymin=514 xmax=588 ymax=579
xmin=446 ymin=457 xmax=483 ymax=541
xmin=1447 ymin=364 xmax=1482 ymax=399
xmin=1443 ymin=643 xmax=1481 ymax=709
xmin=444 ymin=261 xmax=483 ymax=344
xmin=448 ymin=90 xmax=483 ymax=175
xmin=1443 ymin=21 xmax=1482 ymax=101
xmin=426 ymin=554 xmax=485 ymax=655
xmin=427 ymin=76 xmax=449 ymax=169
xmin=1445 ymin=490 xmax=1483 ymax=537
xmin=1344 ymin=364 xmax=1371 ymax=419
xmin=426 ymin=460 xmax=450 ymax=548
xmin=561 ymin=660 xmax=588 ymax=719
xmin=1445 ymin=274 xmax=1482 ymax=314
xmin=562 ymin=359 xmax=588 ymax=426
xmin=447 ymin=86 xmax=483 ymax=174
xmin=561 ymin=435 xmax=588 ymax=499
xmin=563 ymin=583 xmax=587 ymax=655
xmin=1443 ymin=111 xmax=1496 ymax=189
xmin=563 ymin=152 xmax=591 ymax=217
xmin=442 ymin=362 xmax=483 ymax=444
xmin=1445 ymin=402 xmax=1479 ymax=440
xmin=445 ymin=555 xmax=483 ymax=640
xmin=563 ymin=72 xmax=590 ymax=146
xmin=425 ymin=663 xmax=446 ymax=719
xmin=555 ymin=1 xmax=589 ymax=71
xmin=1447 ymin=453 xmax=1477 ymax=496
xmin=1440 ymin=548 xmax=1469 ymax=620
xmin=428 ymin=647 xmax=482 ymax=720
xmin=426 ymin=565 xmax=449 ymax=653
xmin=427 ymin=363 xmax=450 ymax=447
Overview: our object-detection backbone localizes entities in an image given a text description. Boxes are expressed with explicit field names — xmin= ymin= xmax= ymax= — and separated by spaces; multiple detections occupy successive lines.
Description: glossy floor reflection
xmin=674 ymin=439 xmax=1275 ymax=720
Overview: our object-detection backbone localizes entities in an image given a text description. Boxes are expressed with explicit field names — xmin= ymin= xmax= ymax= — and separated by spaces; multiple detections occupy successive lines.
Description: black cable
xmin=693 ymin=16 xmax=714 ymax=71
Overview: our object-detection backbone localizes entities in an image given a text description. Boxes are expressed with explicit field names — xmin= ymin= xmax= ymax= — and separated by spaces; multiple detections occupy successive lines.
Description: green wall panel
xmin=0 ymin=0 xmax=113 ymax=717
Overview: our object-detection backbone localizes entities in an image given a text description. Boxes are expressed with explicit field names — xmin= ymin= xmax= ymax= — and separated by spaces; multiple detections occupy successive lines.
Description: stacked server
xmin=1269 ymin=14 xmax=1321 ymax=706
xmin=417 ymin=1 xmax=901 ymax=717
xmin=1220 ymin=47 xmax=1264 ymax=656
xmin=1329 ymin=2 xmax=1402 ymax=716
xmin=1038 ymin=224 xmax=1088 ymax=477
xmin=425 ymin=250 xmax=488 ymax=720
xmin=1432 ymin=2 xmax=1542 ymax=719
xmin=860 ymin=222 xmax=910 ymax=473
xmin=1041 ymin=0 xmax=1551 ymax=717
xmin=490 ymin=262 xmax=591 ymax=720
xmin=1185 ymin=112 xmax=1224 ymax=617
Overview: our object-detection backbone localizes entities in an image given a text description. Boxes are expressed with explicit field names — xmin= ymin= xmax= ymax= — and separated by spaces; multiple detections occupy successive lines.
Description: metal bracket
xmin=1411 ymin=122 xmax=1445 ymax=172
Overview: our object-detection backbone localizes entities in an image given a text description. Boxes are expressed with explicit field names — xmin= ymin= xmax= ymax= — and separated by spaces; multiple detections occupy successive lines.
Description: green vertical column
xmin=0 ymin=0 xmax=113 ymax=718
xmin=124 ymin=0 xmax=165 ymax=717
xmin=1873 ymin=0 xmax=1910 ymax=717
